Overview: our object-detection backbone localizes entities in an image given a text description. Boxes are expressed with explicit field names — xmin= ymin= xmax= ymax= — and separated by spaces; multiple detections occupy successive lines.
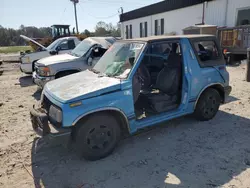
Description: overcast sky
xmin=0 ymin=0 xmax=161 ymax=32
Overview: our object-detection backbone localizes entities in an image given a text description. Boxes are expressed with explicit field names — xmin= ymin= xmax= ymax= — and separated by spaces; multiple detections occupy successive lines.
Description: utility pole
xmin=202 ymin=2 xmax=205 ymax=25
xmin=70 ymin=0 xmax=79 ymax=34
xmin=119 ymin=7 xmax=124 ymax=38
xmin=120 ymin=7 xmax=123 ymax=14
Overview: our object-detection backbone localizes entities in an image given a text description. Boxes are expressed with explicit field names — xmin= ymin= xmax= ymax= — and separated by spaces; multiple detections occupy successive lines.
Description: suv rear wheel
xmin=194 ymin=88 xmax=221 ymax=121
xmin=75 ymin=113 xmax=121 ymax=161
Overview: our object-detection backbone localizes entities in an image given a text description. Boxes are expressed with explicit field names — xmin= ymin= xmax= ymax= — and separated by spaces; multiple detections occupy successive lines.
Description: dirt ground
xmin=0 ymin=62 xmax=250 ymax=188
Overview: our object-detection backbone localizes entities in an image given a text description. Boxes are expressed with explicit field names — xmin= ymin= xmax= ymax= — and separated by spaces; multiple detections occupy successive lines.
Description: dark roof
xmin=121 ymin=34 xmax=215 ymax=42
xmin=51 ymin=24 xmax=70 ymax=27
xmin=120 ymin=0 xmax=213 ymax=22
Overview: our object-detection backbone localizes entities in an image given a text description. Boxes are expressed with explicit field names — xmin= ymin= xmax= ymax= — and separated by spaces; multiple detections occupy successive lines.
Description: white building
xmin=120 ymin=0 xmax=250 ymax=39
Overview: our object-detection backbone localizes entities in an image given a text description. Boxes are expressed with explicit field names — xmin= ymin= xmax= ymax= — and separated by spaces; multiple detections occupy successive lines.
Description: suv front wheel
xmin=194 ymin=88 xmax=221 ymax=121
xmin=75 ymin=113 xmax=121 ymax=161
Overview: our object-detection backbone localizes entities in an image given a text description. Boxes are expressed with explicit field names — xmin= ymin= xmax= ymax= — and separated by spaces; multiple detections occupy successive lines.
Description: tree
xmin=94 ymin=21 xmax=121 ymax=37
xmin=83 ymin=29 xmax=91 ymax=37
xmin=19 ymin=25 xmax=25 ymax=30
xmin=0 ymin=25 xmax=52 ymax=46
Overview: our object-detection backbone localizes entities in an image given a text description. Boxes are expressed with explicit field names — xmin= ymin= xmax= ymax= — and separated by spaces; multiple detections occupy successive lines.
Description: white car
xmin=19 ymin=35 xmax=81 ymax=74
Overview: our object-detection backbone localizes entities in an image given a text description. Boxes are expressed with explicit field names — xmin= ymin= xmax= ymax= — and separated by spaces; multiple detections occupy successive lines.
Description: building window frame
xmin=140 ymin=22 xmax=148 ymax=38
xmin=126 ymin=24 xmax=133 ymax=39
xmin=155 ymin=18 xmax=164 ymax=36
xmin=236 ymin=6 xmax=250 ymax=26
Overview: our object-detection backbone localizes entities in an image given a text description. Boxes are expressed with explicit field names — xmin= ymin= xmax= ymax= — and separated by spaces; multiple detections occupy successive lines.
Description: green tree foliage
xmin=0 ymin=21 xmax=121 ymax=46
xmin=94 ymin=21 xmax=121 ymax=37
xmin=0 ymin=25 xmax=52 ymax=46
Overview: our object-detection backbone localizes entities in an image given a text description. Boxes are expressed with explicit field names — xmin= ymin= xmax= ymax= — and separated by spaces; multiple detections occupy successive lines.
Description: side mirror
xmin=56 ymin=46 xmax=62 ymax=52
xmin=50 ymin=50 xmax=57 ymax=55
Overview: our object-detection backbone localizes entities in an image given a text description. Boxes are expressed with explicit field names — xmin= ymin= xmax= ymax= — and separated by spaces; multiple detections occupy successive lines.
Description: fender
xmin=194 ymin=83 xmax=224 ymax=109
xmin=72 ymin=107 xmax=130 ymax=131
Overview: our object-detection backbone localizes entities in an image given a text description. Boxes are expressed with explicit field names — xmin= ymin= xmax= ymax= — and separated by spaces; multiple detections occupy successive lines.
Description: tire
xmin=226 ymin=54 xmax=234 ymax=65
xmin=75 ymin=113 xmax=121 ymax=161
xmin=194 ymin=88 xmax=221 ymax=121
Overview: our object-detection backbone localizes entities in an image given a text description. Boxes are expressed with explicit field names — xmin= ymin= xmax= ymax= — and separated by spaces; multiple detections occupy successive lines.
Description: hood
xmin=20 ymin=35 xmax=47 ymax=50
xmin=37 ymin=53 xmax=78 ymax=66
xmin=44 ymin=70 xmax=121 ymax=103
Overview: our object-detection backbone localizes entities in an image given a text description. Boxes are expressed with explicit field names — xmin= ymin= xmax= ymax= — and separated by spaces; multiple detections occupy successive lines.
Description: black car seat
xmin=133 ymin=63 xmax=151 ymax=103
xmin=144 ymin=52 xmax=182 ymax=113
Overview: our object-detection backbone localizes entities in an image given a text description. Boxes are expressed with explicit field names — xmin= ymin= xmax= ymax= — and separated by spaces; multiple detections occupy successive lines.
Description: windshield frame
xmin=125 ymin=41 xmax=147 ymax=80
xmin=91 ymin=40 xmax=147 ymax=80
xmin=93 ymin=40 xmax=147 ymax=80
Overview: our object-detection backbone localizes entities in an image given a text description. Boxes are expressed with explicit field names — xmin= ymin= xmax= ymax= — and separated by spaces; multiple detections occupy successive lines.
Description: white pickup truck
xmin=19 ymin=35 xmax=80 ymax=74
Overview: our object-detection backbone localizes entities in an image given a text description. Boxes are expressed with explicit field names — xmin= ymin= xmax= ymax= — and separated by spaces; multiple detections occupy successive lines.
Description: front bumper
xmin=32 ymin=71 xmax=55 ymax=88
xmin=30 ymin=105 xmax=71 ymax=138
xmin=20 ymin=63 xmax=32 ymax=74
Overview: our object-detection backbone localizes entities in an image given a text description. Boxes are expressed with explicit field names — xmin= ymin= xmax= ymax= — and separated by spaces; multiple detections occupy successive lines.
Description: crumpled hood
xmin=44 ymin=70 xmax=121 ymax=103
xmin=38 ymin=53 xmax=78 ymax=66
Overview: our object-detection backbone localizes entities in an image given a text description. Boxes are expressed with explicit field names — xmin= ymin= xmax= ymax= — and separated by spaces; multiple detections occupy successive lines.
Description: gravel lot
xmin=0 ymin=62 xmax=250 ymax=188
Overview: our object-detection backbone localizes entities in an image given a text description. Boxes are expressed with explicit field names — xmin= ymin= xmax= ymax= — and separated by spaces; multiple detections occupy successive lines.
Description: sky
xmin=0 ymin=0 xmax=162 ymax=32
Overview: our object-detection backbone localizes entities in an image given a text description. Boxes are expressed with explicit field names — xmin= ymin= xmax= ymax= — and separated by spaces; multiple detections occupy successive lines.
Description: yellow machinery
xmin=30 ymin=24 xmax=87 ymax=51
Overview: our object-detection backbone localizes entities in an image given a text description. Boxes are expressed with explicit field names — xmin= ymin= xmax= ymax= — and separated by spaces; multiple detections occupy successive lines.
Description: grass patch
xmin=0 ymin=46 xmax=32 ymax=54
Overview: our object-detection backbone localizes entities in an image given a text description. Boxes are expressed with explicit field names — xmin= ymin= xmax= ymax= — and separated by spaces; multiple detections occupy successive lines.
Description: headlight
xmin=22 ymin=56 xmax=30 ymax=63
xmin=49 ymin=105 xmax=62 ymax=123
xmin=38 ymin=66 xmax=50 ymax=76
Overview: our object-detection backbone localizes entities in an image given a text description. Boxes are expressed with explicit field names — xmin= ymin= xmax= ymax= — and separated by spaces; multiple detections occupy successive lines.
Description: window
xmin=130 ymin=24 xmax=133 ymax=39
xmin=147 ymin=42 xmax=181 ymax=56
xmin=142 ymin=41 xmax=181 ymax=84
xmin=68 ymin=40 xmax=76 ymax=49
xmin=126 ymin=24 xmax=133 ymax=39
xmin=155 ymin=18 xmax=164 ymax=36
xmin=140 ymin=22 xmax=148 ymax=38
xmin=237 ymin=8 xmax=250 ymax=26
xmin=105 ymin=38 xmax=116 ymax=45
xmin=58 ymin=40 xmax=69 ymax=50
xmin=194 ymin=41 xmax=220 ymax=62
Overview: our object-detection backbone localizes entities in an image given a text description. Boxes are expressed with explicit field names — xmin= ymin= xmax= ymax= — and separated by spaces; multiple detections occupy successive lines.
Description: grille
xmin=42 ymin=95 xmax=53 ymax=113
xmin=41 ymin=95 xmax=62 ymax=128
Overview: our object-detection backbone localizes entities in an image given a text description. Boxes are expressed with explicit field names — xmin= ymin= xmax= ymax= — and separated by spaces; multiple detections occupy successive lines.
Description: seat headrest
xmin=164 ymin=53 xmax=182 ymax=68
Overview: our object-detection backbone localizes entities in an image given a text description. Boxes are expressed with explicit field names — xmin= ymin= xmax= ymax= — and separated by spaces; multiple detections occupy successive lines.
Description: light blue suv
xmin=30 ymin=35 xmax=232 ymax=160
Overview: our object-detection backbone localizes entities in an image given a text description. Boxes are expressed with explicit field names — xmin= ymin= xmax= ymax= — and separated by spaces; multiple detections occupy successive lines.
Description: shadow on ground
xmin=32 ymin=89 xmax=42 ymax=101
xmin=19 ymin=76 xmax=34 ymax=87
xmin=31 ymin=110 xmax=250 ymax=188
xmin=225 ymin=95 xmax=239 ymax=103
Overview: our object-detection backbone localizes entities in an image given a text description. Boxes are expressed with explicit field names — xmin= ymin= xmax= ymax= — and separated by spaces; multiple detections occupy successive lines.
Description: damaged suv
xmin=33 ymin=37 xmax=116 ymax=88
xmin=30 ymin=35 xmax=231 ymax=160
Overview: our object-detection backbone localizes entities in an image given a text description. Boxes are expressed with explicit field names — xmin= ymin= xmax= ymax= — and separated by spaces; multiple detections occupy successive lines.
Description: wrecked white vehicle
xmin=19 ymin=35 xmax=80 ymax=74
xmin=32 ymin=37 xmax=116 ymax=88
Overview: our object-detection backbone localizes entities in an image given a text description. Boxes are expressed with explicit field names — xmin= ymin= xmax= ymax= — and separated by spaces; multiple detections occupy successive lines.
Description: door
xmin=132 ymin=40 xmax=189 ymax=131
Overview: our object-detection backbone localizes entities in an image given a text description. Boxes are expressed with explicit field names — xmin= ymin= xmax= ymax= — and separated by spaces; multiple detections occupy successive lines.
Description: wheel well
xmin=199 ymin=84 xmax=225 ymax=104
xmin=32 ymin=60 xmax=38 ymax=71
xmin=72 ymin=110 xmax=130 ymax=140
xmin=55 ymin=69 xmax=79 ymax=79
xmin=209 ymin=84 xmax=225 ymax=103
